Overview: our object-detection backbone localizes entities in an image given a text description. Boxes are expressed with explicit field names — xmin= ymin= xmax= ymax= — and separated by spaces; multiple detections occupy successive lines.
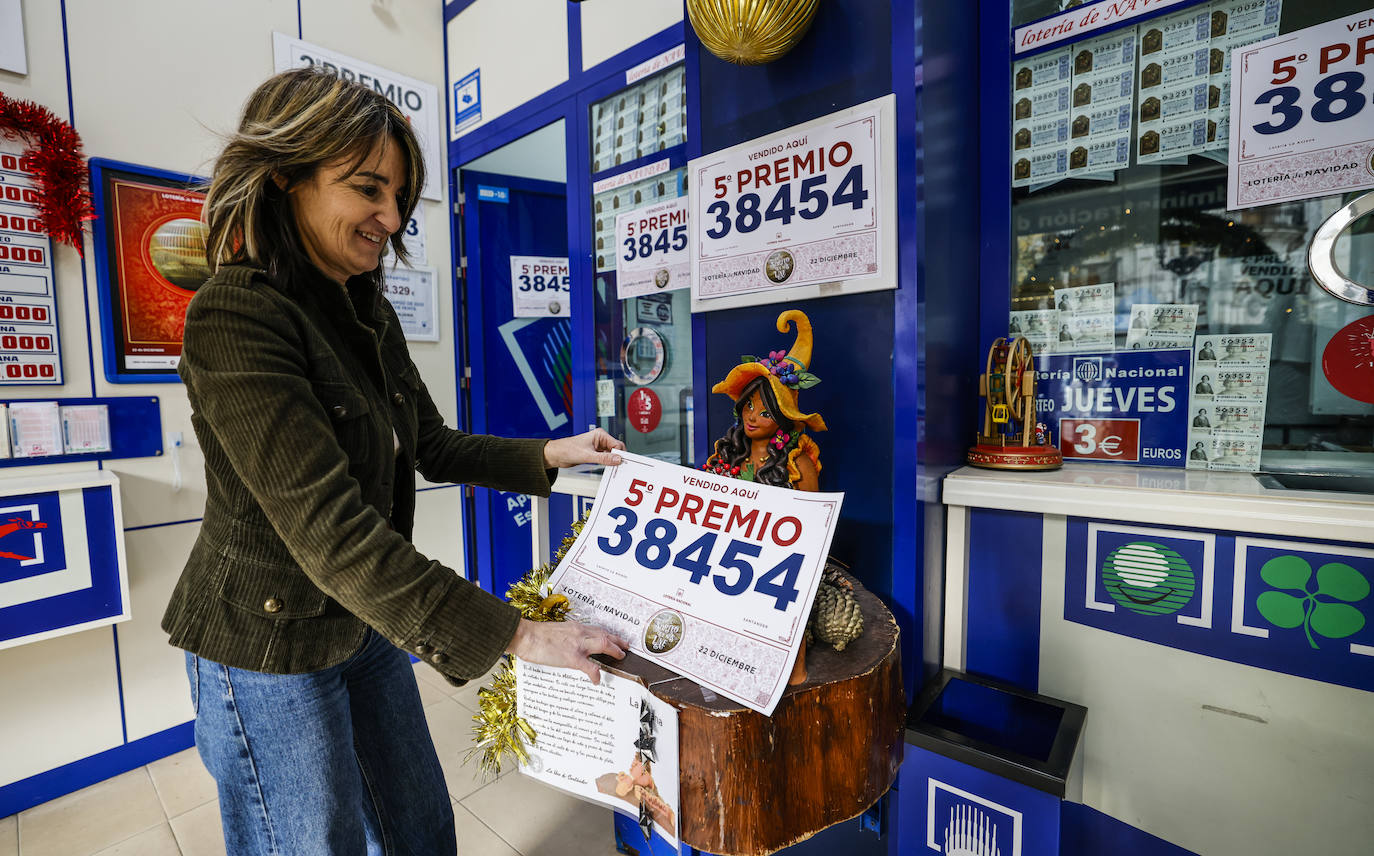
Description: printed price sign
xmin=1036 ymin=349 xmax=1192 ymax=468
xmin=509 ymin=255 xmax=570 ymax=318
xmin=615 ymin=197 xmax=689 ymax=299
xmin=1228 ymin=10 xmax=1374 ymax=208
xmin=690 ymin=99 xmax=887 ymax=303
xmin=383 ymin=265 xmax=438 ymax=342
xmin=1059 ymin=417 xmax=1141 ymax=462
xmin=547 ymin=452 xmax=843 ymax=715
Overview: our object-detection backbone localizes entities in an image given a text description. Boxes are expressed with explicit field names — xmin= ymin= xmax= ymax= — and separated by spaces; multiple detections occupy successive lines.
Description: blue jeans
xmin=186 ymin=630 xmax=456 ymax=855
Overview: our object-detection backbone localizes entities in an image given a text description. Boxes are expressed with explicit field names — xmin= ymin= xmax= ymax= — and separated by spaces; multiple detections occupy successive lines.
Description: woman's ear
xmin=271 ymin=171 xmax=288 ymax=192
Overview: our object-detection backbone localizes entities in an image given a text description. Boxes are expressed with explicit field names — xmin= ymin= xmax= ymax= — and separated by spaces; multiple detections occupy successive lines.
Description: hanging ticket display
xmin=509 ymin=255 xmax=571 ymax=318
xmin=0 ymin=139 xmax=62 ymax=385
xmin=546 ymin=452 xmax=843 ymax=715
xmin=1228 ymin=8 xmax=1374 ymax=209
xmin=690 ymin=102 xmax=885 ymax=302
xmin=615 ymin=197 xmax=689 ymax=299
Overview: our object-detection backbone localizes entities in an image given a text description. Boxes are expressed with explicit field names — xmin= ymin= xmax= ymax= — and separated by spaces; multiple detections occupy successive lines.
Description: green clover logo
xmin=1255 ymin=555 xmax=1369 ymax=649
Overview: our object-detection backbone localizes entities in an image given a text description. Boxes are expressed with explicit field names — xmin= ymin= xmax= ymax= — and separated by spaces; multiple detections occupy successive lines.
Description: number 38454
xmin=596 ymin=506 xmax=805 ymax=611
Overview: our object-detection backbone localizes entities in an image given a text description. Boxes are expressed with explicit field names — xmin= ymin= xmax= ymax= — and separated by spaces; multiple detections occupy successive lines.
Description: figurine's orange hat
xmin=711 ymin=309 xmax=827 ymax=432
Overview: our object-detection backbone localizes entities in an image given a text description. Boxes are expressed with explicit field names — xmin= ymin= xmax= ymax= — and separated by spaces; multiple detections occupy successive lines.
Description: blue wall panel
xmin=965 ymin=508 xmax=1044 ymax=691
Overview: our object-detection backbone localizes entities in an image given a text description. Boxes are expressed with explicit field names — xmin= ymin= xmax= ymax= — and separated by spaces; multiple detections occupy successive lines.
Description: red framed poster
xmin=90 ymin=159 xmax=207 ymax=383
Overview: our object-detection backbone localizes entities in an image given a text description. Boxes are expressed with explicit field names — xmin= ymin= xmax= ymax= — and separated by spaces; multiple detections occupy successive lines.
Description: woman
xmin=162 ymin=68 xmax=627 ymax=854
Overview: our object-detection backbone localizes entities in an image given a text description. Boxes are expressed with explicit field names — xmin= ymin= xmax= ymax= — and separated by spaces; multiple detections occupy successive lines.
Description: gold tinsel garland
xmin=465 ymin=519 xmax=584 ymax=776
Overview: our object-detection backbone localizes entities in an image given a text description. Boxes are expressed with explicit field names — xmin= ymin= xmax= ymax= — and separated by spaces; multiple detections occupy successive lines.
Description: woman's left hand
xmin=543 ymin=427 xmax=625 ymax=469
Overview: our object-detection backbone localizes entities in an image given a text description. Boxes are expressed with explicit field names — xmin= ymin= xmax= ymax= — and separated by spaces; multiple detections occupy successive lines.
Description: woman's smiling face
xmin=288 ymin=136 xmax=406 ymax=285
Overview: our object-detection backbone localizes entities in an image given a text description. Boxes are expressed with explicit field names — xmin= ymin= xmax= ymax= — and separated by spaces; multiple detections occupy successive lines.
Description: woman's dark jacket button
xmin=263 ymin=598 xmax=283 ymax=614
xmin=392 ymin=392 xmax=404 ymax=406
xmin=429 ymin=652 xmax=447 ymax=665
xmin=415 ymin=643 xmax=433 ymax=656
xmin=331 ymin=404 xmax=348 ymax=419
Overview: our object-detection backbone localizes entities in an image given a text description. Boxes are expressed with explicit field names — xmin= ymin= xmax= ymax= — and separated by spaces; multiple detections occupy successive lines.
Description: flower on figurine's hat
xmin=712 ymin=309 xmax=827 ymax=432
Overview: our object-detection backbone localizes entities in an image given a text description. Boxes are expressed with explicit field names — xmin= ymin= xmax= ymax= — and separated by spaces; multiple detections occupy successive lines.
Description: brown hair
xmin=202 ymin=67 xmax=425 ymax=288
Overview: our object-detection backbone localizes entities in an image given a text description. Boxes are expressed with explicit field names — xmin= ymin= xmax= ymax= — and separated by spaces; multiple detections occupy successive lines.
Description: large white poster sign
xmin=273 ymin=33 xmax=443 ymax=201
xmin=509 ymin=256 xmax=571 ymax=318
xmin=547 ymin=452 xmax=844 ymax=715
xmin=1228 ymin=10 xmax=1374 ymax=209
xmin=383 ymin=265 xmax=438 ymax=342
xmin=690 ymin=96 xmax=894 ymax=309
xmin=515 ymin=660 xmax=680 ymax=845
xmin=615 ymin=197 xmax=690 ymax=299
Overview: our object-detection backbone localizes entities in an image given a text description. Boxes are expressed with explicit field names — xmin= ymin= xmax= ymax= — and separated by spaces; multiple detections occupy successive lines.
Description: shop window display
xmin=590 ymin=66 xmax=694 ymax=465
xmin=1008 ymin=0 xmax=1374 ymax=476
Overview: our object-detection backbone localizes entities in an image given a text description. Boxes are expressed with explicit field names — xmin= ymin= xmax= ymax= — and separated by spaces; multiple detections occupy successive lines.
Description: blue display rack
xmin=0 ymin=396 xmax=163 ymax=468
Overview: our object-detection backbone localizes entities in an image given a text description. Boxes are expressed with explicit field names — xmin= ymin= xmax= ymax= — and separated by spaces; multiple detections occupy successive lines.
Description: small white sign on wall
xmin=383 ymin=265 xmax=439 ymax=342
xmin=615 ymin=196 xmax=690 ymax=299
xmin=453 ymin=68 xmax=482 ymax=137
xmin=0 ymin=0 xmax=26 ymax=75
xmin=510 ymin=255 xmax=571 ymax=318
xmin=273 ymin=32 xmax=444 ymax=202
xmin=400 ymin=204 xmax=427 ymax=267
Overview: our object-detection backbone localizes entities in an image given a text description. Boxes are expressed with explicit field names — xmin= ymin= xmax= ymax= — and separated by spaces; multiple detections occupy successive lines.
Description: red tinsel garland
xmin=0 ymin=92 xmax=94 ymax=256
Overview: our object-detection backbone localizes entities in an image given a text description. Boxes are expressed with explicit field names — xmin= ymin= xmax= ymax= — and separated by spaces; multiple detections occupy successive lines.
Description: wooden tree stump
xmin=602 ymin=575 xmax=904 ymax=856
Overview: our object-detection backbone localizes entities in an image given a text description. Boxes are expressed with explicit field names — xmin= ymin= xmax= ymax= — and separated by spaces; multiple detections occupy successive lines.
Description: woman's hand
xmin=506 ymin=618 xmax=629 ymax=684
xmin=543 ymin=427 xmax=625 ymax=469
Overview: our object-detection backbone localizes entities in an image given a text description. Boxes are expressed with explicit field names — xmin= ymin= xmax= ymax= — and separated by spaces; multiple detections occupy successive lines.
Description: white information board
xmin=1228 ymin=10 xmax=1374 ymax=209
xmin=383 ymin=265 xmax=439 ymax=342
xmin=615 ymin=197 xmax=690 ymax=299
xmin=689 ymin=95 xmax=896 ymax=311
xmin=547 ymin=452 xmax=843 ymax=715
xmin=510 ymin=255 xmax=571 ymax=318
xmin=273 ymin=33 xmax=444 ymax=202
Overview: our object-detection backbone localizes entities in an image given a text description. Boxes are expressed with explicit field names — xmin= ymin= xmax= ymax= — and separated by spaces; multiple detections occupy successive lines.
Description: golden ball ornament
xmin=687 ymin=0 xmax=820 ymax=65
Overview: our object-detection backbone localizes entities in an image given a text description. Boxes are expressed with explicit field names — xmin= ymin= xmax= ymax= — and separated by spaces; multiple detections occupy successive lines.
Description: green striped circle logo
xmin=1102 ymin=541 xmax=1196 ymax=616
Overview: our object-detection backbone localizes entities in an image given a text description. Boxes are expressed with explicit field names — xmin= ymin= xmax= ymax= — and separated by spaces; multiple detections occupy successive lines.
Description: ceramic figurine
xmin=704 ymin=309 xmax=825 ymax=489
xmin=704 ymin=309 xmax=862 ymax=683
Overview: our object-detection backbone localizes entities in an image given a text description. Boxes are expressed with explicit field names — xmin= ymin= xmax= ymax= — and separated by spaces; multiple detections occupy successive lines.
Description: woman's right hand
xmin=505 ymin=619 xmax=629 ymax=684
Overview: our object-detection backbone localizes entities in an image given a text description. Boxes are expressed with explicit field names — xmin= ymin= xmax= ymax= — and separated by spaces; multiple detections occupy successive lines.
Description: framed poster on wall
xmin=89 ymin=159 xmax=207 ymax=384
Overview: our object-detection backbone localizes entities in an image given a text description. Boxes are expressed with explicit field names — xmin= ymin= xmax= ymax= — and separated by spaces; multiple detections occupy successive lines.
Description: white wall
xmin=0 ymin=0 xmax=466 ymax=789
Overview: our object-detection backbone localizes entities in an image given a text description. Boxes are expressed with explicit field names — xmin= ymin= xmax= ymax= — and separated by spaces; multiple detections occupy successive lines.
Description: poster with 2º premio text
xmin=546 ymin=452 xmax=843 ymax=716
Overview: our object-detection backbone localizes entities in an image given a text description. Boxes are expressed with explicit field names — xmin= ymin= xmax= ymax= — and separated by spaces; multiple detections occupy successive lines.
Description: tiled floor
xmin=3 ymin=663 xmax=621 ymax=856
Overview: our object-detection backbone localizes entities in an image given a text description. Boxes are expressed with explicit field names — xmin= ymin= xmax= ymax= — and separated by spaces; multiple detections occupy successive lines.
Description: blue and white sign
xmin=1066 ymin=520 xmax=1374 ymax=694
xmin=476 ymin=184 xmax=509 ymax=203
xmin=453 ymin=68 xmax=482 ymax=137
xmin=897 ymin=745 xmax=1062 ymax=856
xmin=1035 ymin=349 xmax=1191 ymax=467
xmin=0 ymin=472 xmax=129 ymax=650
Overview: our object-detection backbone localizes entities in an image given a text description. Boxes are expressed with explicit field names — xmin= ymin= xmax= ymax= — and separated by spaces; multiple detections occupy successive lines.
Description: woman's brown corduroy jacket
xmin=162 ymin=263 xmax=553 ymax=684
